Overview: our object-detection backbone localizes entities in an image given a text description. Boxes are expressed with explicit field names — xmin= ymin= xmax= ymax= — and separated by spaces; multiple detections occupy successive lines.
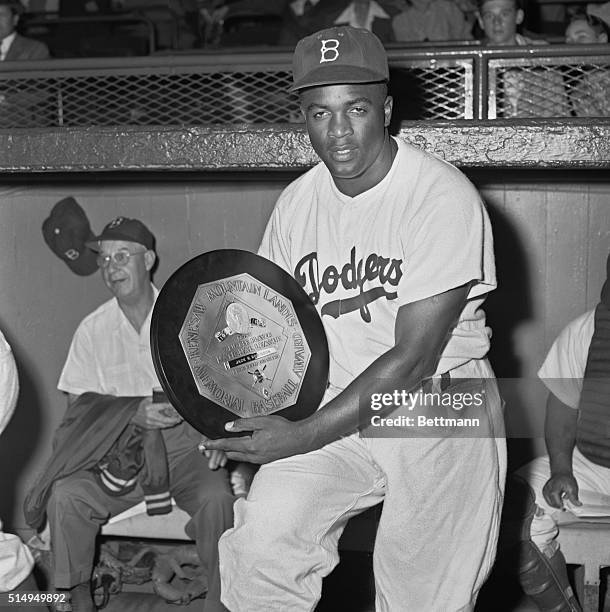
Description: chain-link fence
xmin=389 ymin=59 xmax=473 ymax=121
xmin=488 ymin=54 xmax=610 ymax=119
xmin=0 ymin=57 xmax=301 ymax=128
xmin=0 ymin=45 xmax=608 ymax=128
xmin=54 ymin=70 xmax=298 ymax=126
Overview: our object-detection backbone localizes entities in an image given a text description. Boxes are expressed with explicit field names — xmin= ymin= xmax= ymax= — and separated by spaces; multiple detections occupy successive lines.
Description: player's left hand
xmin=199 ymin=416 xmax=312 ymax=464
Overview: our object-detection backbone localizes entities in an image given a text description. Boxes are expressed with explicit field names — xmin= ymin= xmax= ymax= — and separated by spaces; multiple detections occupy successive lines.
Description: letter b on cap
xmin=320 ymin=39 xmax=339 ymax=63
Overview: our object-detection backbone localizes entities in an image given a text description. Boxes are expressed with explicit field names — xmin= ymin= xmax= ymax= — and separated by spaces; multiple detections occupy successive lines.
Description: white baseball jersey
xmin=259 ymin=137 xmax=496 ymax=394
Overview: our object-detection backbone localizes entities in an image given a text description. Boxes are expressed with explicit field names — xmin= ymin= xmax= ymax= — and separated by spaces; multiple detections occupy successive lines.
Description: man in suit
xmin=0 ymin=0 xmax=49 ymax=60
xmin=279 ymin=0 xmax=400 ymax=46
xmin=0 ymin=1 xmax=49 ymax=127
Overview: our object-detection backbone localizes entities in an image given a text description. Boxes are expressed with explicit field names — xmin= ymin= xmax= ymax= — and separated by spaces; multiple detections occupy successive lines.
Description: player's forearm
xmin=299 ymin=344 xmax=438 ymax=450
xmin=300 ymin=290 xmax=466 ymax=450
xmin=544 ymin=393 xmax=578 ymax=476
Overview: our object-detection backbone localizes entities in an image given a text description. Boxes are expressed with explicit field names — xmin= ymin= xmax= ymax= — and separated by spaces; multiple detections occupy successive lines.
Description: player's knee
xmin=218 ymin=517 xmax=268 ymax=570
xmin=234 ymin=496 xmax=306 ymax=551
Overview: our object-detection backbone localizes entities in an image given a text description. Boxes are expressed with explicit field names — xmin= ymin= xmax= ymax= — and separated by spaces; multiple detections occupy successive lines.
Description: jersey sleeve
xmin=537 ymin=310 xmax=595 ymax=409
xmin=257 ymin=200 xmax=293 ymax=276
xmin=395 ymin=171 xmax=495 ymax=307
xmin=57 ymin=320 xmax=102 ymax=396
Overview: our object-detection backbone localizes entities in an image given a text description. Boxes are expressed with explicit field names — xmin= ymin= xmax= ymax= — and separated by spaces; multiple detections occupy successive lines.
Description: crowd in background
xmin=0 ymin=0 xmax=609 ymax=120
xmin=3 ymin=0 xmax=610 ymax=54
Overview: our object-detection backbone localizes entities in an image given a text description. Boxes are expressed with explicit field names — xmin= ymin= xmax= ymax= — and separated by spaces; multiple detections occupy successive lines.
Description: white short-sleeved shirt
xmin=0 ymin=331 xmax=32 ymax=591
xmin=0 ymin=329 xmax=19 ymax=435
xmin=0 ymin=529 xmax=33 ymax=591
xmin=58 ymin=286 xmax=201 ymax=450
xmin=58 ymin=286 xmax=161 ymax=397
xmin=538 ymin=309 xmax=595 ymax=409
xmin=259 ymin=137 xmax=496 ymax=393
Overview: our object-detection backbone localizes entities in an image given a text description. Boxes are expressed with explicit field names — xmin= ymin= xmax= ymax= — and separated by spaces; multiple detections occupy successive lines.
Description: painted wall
xmin=0 ymin=175 xmax=608 ymax=533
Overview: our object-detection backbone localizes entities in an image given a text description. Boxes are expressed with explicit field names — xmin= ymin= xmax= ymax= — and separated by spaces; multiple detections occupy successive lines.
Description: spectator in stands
xmin=280 ymin=0 xmax=400 ymax=46
xmin=476 ymin=0 xmax=570 ymax=117
xmin=565 ymin=12 xmax=610 ymax=116
xmin=0 ymin=0 xmax=49 ymax=60
xmin=476 ymin=0 xmax=531 ymax=44
xmin=278 ymin=0 xmax=322 ymax=46
xmin=24 ymin=217 xmax=234 ymax=612
xmin=392 ymin=0 xmax=473 ymax=42
xmin=565 ymin=11 xmax=609 ymax=43
xmin=0 ymin=0 xmax=49 ymax=127
xmin=332 ymin=0 xmax=395 ymax=42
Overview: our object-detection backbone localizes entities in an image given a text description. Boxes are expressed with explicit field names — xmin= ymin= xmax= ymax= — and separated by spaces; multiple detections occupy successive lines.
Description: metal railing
xmin=0 ymin=44 xmax=608 ymax=128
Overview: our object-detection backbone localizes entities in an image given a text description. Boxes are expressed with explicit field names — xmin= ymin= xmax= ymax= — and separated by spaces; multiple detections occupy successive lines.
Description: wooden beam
xmin=0 ymin=119 xmax=608 ymax=173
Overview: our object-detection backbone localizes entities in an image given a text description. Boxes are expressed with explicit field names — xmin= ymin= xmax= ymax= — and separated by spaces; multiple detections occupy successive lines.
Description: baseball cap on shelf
xmin=86 ymin=216 xmax=155 ymax=252
xmin=42 ymin=197 xmax=98 ymax=276
xmin=290 ymin=26 xmax=389 ymax=93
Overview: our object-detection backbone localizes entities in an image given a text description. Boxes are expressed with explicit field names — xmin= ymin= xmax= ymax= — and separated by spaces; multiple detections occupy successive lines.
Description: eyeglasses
xmin=96 ymin=249 xmax=146 ymax=269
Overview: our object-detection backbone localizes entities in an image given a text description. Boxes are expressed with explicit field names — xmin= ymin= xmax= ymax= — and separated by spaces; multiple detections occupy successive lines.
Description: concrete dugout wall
xmin=0 ymin=121 xmax=609 ymax=533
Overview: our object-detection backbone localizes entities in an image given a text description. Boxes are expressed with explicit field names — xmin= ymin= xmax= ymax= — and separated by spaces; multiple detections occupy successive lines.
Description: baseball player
xmin=204 ymin=25 xmax=506 ymax=611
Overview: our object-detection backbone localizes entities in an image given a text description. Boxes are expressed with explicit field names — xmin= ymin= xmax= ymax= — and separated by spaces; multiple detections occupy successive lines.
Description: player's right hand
xmin=542 ymin=473 xmax=581 ymax=509
xmin=132 ymin=397 xmax=183 ymax=429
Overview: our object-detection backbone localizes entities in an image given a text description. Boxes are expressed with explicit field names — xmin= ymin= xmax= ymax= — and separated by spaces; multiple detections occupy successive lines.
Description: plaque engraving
xmin=151 ymin=248 xmax=329 ymax=438
xmin=179 ymin=272 xmax=312 ymax=419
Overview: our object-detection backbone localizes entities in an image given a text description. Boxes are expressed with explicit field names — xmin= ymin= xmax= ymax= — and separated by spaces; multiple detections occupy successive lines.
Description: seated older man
xmin=25 ymin=217 xmax=234 ymax=612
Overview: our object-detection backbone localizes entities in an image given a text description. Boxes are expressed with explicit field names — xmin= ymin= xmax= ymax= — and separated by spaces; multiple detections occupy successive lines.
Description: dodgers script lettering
xmin=294 ymin=246 xmax=403 ymax=322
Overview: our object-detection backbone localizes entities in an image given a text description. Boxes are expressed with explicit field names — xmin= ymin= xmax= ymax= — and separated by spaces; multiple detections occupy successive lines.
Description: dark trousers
xmin=47 ymin=447 xmax=234 ymax=612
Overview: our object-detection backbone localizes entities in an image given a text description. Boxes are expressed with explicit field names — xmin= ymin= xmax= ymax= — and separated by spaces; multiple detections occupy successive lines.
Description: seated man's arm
xmin=131 ymin=396 xmax=182 ymax=429
xmin=542 ymin=392 xmax=580 ymax=509
xmin=67 ymin=392 xmax=181 ymax=429
xmin=204 ymin=282 xmax=470 ymax=463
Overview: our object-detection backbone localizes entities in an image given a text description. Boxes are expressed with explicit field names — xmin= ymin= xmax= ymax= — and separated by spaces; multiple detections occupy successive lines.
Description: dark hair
xmin=567 ymin=11 xmax=610 ymax=39
xmin=476 ymin=0 xmax=522 ymax=12
xmin=0 ymin=0 xmax=23 ymax=16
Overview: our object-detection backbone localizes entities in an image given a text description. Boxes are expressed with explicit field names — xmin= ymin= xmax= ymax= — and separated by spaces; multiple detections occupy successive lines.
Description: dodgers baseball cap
xmin=42 ymin=196 xmax=98 ymax=276
xmin=86 ymin=216 xmax=155 ymax=252
xmin=291 ymin=26 xmax=389 ymax=93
